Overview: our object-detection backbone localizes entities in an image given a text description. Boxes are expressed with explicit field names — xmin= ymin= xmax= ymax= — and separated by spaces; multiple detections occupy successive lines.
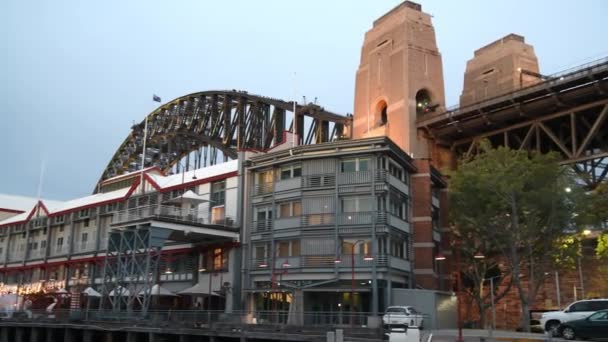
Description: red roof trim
xmin=0 ymin=208 xmax=24 ymax=214
xmin=143 ymin=173 xmax=162 ymax=191
xmin=50 ymin=178 xmax=141 ymax=217
xmin=100 ymin=166 xmax=164 ymax=185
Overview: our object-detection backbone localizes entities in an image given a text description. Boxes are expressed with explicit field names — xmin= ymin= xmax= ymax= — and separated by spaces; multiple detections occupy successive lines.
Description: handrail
xmin=112 ymin=205 xmax=237 ymax=227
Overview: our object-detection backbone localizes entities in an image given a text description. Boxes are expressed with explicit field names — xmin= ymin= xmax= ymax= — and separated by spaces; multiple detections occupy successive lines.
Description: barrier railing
xmin=1 ymin=308 xmax=381 ymax=329
xmin=112 ymin=205 xmax=236 ymax=227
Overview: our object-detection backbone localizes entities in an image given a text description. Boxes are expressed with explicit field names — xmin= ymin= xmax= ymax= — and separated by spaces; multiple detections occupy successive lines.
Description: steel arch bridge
xmin=96 ymin=90 xmax=351 ymax=191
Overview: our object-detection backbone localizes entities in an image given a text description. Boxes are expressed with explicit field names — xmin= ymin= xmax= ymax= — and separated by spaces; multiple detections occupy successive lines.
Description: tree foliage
xmin=449 ymin=141 xmax=577 ymax=331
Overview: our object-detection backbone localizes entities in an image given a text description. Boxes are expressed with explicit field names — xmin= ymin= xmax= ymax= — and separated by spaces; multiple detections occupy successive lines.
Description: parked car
xmin=382 ymin=306 xmax=424 ymax=328
xmin=559 ymin=309 xmax=608 ymax=340
xmin=540 ymin=299 xmax=608 ymax=336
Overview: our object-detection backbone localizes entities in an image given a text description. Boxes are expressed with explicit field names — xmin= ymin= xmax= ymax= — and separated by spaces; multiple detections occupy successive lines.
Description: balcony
xmin=112 ymin=205 xmax=236 ymax=228
xmin=251 ymin=254 xmax=403 ymax=270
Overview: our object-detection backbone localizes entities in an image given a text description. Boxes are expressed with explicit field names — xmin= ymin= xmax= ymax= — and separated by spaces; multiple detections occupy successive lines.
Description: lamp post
xmin=335 ymin=240 xmax=373 ymax=326
xmin=436 ymin=245 xmax=463 ymax=342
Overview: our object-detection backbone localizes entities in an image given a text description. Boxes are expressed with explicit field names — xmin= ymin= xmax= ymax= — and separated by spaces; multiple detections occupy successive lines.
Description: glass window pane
xmin=341 ymin=160 xmax=356 ymax=172
xmin=293 ymin=167 xmax=302 ymax=177
xmin=359 ymin=159 xmax=369 ymax=172
xmin=292 ymin=201 xmax=302 ymax=216
xmin=280 ymin=203 xmax=291 ymax=218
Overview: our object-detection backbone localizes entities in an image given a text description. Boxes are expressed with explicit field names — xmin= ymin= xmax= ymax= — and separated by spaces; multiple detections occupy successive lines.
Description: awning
xmin=82 ymin=287 xmax=101 ymax=297
xmin=109 ymin=286 xmax=130 ymax=296
xmin=138 ymin=284 xmax=176 ymax=296
xmin=164 ymin=190 xmax=214 ymax=205
xmin=178 ymin=282 xmax=221 ymax=296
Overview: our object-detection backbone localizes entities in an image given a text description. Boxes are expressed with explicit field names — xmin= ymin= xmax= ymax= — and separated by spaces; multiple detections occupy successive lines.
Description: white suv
xmin=540 ymin=299 xmax=608 ymax=336
xmin=382 ymin=306 xmax=425 ymax=328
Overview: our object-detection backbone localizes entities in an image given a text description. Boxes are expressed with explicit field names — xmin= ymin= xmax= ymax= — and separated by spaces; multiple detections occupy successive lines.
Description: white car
xmin=540 ymin=299 xmax=608 ymax=336
xmin=382 ymin=306 xmax=424 ymax=328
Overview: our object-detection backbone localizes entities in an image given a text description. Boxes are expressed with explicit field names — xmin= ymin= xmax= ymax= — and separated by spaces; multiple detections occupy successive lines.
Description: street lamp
xmin=335 ymin=240 xmax=373 ymax=326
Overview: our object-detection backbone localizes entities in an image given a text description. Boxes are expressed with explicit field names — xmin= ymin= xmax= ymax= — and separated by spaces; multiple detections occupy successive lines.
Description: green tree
xmin=449 ymin=141 xmax=576 ymax=331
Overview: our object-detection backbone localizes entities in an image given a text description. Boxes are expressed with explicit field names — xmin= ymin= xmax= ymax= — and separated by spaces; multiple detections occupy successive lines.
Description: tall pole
xmin=140 ymin=114 xmax=149 ymax=194
xmin=455 ymin=243 xmax=463 ymax=342
xmin=577 ymin=256 xmax=585 ymax=299
xmin=555 ymin=271 xmax=561 ymax=309
xmin=351 ymin=244 xmax=355 ymax=326
xmin=490 ymin=277 xmax=496 ymax=337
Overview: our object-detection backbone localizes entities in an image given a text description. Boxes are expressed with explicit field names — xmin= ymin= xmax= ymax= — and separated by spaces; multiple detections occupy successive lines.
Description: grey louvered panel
xmin=301 ymin=238 xmax=335 ymax=255
xmin=303 ymin=196 xmax=334 ymax=214
xmin=303 ymin=159 xmax=335 ymax=175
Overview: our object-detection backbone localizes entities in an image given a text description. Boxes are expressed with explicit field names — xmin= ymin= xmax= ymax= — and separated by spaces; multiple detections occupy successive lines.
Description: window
xmin=389 ymin=192 xmax=408 ymax=220
xmin=341 ymin=197 xmax=372 ymax=213
xmin=257 ymin=170 xmax=274 ymax=185
xmin=202 ymin=248 xmax=229 ymax=271
xmin=211 ymin=180 xmax=226 ymax=206
xmin=53 ymin=215 xmax=65 ymax=224
xmin=277 ymin=240 xmax=300 ymax=257
xmin=84 ymin=218 xmax=90 ymax=228
xmin=59 ymin=226 xmax=64 ymax=233
xmin=278 ymin=201 xmax=301 ymax=218
xmin=79 ymin=209 xmax=90 ymax=218
xmin=342 ymin=240 xmax=371 ymax=255
xmin=81 ymin=232 xmax=88 ymax=243
xmin=255 ymin=245 xmax=267 ymax=259
xmin=569 ymin=301 xmax=591 ymax=312
xmin=388 ymin=162 xmax=404 ymax=181
xmin=341 ymin=158 xmax=369 ymax=172
xmin=56 ymin=237 xmax=64 ymax=249
xmin=40 ymin=241 xmax=46 ymax=249
xmin=280 ymin=164 xmax=302 ymax=180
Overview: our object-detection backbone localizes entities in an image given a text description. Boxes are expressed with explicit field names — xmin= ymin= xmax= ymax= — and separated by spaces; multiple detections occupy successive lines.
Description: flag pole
xmin=140 ymin=114 xmax=148 ymax=194
xmin=292 ymin=72 xmax=297 ymax=148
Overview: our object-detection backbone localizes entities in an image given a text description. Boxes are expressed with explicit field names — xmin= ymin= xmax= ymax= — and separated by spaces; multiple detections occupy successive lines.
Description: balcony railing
xmin=112 ymin=205 xmax=236 ymax=227
xmin=251 ymin=254 xmax=402 ymax=270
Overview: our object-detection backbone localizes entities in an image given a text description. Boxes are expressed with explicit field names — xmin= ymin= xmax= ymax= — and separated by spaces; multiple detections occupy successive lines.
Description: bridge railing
xmin=439 ymin=55 xmax=608 ymax=116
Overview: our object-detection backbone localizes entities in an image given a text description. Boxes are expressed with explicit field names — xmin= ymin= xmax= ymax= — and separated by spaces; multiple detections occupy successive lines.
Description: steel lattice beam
xmin=96 ymin=90 xmax=350 ymax=192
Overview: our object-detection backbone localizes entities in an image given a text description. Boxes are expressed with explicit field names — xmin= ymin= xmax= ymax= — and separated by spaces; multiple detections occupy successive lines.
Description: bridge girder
xmin=96 ymin=90 xmax=351 ymax=191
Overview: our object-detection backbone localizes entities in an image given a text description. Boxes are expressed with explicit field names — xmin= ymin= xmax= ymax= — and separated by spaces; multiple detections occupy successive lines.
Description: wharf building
xmin=1 ymin=0 xmax=605 ymax=331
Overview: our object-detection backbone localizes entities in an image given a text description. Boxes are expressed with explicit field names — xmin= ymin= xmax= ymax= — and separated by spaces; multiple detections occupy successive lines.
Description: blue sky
xmin=1 ymin=0 xmax=607 ymax=200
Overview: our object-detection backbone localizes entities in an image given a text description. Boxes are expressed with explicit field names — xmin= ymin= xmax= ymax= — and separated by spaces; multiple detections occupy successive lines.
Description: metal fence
xmin=1 ymin=308 xmax=383 ymax=329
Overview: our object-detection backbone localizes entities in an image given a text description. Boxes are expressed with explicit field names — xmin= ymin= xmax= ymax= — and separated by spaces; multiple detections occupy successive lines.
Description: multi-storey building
xmin=242 ymin=136 xmax=446 ymax=324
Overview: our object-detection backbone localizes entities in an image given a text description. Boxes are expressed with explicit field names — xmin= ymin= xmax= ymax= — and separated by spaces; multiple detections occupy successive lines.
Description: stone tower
xmin=352 ymin=1 xmax=445 ymax=158
xmin=460 ymin=34 xmax=540 ymax=106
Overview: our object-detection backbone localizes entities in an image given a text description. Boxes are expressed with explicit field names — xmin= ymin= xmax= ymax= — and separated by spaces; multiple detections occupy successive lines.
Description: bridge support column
xmin=0 ymin=327 xmax=10 ymax=342
xmin=148 ymin=332 xmax=157 ymax=342
xmin=83 ymin=330 xmax=94 ymax=342
xmin=104 ymin=332 xmax=114 ymax=342
xmin=15 ymin=328 xmax=24 ymax=342
xmin=45 ymin=329 xmax=54 ymax=342
xmin=64 ymin=329 xmax=74 ymax=342
xmin=127 ymin=332 xmax=137 ymax=342
xmin=29 ymin=328 xmax=40 ymax=342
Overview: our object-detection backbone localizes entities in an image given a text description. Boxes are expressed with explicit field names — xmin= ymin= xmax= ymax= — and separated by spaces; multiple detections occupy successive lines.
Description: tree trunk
xmin=521 ymin=301 xmax=530 ymax=332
